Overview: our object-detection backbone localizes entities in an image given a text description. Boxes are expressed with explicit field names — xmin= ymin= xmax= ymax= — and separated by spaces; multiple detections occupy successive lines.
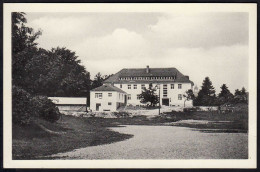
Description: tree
xmin=23 ymin=47 xmax=91 ymax=97
xmin=194 ymin=77 xmax=216 ymax=106
xmin=12 ymin=12 xmax=42 ymax=54
xmin=91 ymin=73 xmax=113 ymax=89
xmin=12 ymin=12 xmax=42 ymax=87
xmin=217 ymin=84 xmax=234 ymax=105
xmin=234 ymin=87 xmax=248 ymax=104
xmin=183 ymin=89 xmax=195 ymax=107
xmin=91 ymin=73 xmax=103 ymax=89
xmin=138 ymin=84 xmax=159 ymax=106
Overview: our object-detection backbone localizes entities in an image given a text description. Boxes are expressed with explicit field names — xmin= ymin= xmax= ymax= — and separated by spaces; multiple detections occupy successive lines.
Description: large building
xmin=103 ymin=66 xmax=193 ymax=107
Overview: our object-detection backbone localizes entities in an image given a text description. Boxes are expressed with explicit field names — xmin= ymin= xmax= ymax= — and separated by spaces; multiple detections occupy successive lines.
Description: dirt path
xmin=50 ymin=125 xmax=248 ymax=159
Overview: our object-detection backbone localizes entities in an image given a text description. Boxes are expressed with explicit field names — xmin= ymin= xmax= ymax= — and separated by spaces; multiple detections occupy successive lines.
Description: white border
xmin=3 ymin=3 xmax=257 ymax=169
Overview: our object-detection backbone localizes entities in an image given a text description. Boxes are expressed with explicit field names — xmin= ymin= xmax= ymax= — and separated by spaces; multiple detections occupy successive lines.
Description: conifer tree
xmin=218 ymin=84 xmax=233 ymax=104
xmin=194 ymin=77 xmax=216 ymax=106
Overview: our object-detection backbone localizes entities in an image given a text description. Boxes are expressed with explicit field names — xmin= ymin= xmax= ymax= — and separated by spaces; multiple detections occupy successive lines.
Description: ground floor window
xmin=127 ymin=94 xmax=131 ymax=100
xmin=178 ymin=94 xmax=182 ymax=100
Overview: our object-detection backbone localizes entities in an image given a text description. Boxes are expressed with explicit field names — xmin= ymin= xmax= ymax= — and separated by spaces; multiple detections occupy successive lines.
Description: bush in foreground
xmin=12 ymin=86 xmax=61 ymax=125
xmin=31 ymin=96 xmax=61 ymax=122
xmin=12 ymin=86 xmax=33 ymax=125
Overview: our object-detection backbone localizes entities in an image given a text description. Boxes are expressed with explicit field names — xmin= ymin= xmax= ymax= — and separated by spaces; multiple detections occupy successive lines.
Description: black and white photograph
xmin=3 ymin=3 xmax=257 ymax=168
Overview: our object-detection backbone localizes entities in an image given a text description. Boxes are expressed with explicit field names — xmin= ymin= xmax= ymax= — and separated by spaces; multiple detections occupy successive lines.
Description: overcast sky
xmin=26 ymin=12 xmax=248 ymax=94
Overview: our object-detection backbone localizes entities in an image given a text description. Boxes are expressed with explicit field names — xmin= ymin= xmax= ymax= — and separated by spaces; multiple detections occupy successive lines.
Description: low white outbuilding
xmin=49 ymin=97 xmax=87 ymax=112
xmin=90 ymin=84 xmax=126 ymax=112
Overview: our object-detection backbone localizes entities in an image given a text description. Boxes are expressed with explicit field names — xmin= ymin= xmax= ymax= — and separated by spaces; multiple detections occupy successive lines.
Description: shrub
xmin=30 ymin=96 xmax=61 ymax=122
xmin=12 ymin=86 xmax=33 ymax=125
xmin=113 ymin=111 xmax=130 ymax=118
xmin=183 ymin=107 xmax=198 ymax=112
xmin=12 ymin=86 xmax=61 ymax=125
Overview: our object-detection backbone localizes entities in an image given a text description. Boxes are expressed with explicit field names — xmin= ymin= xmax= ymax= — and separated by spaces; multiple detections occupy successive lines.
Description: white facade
xmin=114 ymin=83 xmax=193 ymax=107
xmin=90 ymin=91 xmax=126 ymax=112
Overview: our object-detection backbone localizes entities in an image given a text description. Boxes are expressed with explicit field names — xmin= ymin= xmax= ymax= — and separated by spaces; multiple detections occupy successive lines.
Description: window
xmin=134 ymin=85 xmax=137 ymax=89
xmin=127 ymin=94 xmax=131 ymax=100
xmin=120 ymin=84 xmax=122 ymax=88
xmin=137 ymin=95 xmax=141 ymax=100
xmin=108 ymin=102 xmax=112 ymax=105
xmin=128 ymin=85 xmax=131 ymax=89
xmin=178 ymin=94 xmax=182 ymax=100
xmin=163 ymin=84 xmax=167 ymax=97
xmin=178 ymin=84 xmax=182 ymax=89
xmin=171 ymin=84 xmax=174 ymax=89
xmin=108 ymin=93 xmax=112 ymax=97
xmin=141 ymin=84 xmax=145 ymax=89
xmin=95 ymin=93 xmax=102 ymax=99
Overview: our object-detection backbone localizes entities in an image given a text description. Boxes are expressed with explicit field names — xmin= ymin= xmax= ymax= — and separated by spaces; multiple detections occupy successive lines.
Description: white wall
xmin=49 ymin=97 xmax=87 ymax=105
xmin=114 ymin=83 xmax=193 ymax=107
xmin=90 ymin=91 xmax=126 ymax=112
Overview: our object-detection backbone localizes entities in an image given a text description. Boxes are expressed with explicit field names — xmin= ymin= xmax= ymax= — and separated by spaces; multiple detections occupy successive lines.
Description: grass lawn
xmin=12 ymin=103 xmax=248 ymax=159
xmin=12 ymin=116 xmax=133 ymax=160
xmin=163 ymin=104 xmax=248 ymax=133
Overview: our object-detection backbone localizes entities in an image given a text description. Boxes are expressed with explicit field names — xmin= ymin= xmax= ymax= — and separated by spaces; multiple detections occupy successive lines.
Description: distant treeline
xmin=193 ymin=77 xmax=248 ymax=106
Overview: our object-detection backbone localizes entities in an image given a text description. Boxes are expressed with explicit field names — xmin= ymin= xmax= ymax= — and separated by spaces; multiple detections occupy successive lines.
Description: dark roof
xmin=104 ymin=67 xmax=193 ymax=84
xmin=91 ymin=84 xmax=126 ymax=93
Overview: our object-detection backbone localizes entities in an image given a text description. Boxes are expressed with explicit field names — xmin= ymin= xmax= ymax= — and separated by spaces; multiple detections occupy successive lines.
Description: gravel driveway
xmin=50 ymin=125 xmax=248 ymax=159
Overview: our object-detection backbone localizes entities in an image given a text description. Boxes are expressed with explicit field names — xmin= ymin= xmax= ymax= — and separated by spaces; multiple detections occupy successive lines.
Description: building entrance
xmin=162 ymin=98 xmax=169 ymax=106
xmin=96 ymin=103 xmax=101 ymax=111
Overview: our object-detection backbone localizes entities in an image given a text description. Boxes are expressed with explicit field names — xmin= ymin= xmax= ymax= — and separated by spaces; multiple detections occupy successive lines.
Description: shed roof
xmin=91 ymin=84 xmax=126 ymax=93
xmin=49 ymin=97 xmax=87 ymax=105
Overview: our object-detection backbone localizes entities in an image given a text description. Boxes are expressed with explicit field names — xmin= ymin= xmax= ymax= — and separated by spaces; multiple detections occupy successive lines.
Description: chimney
xmin=146 ymin=65 xmax=150 ymax=73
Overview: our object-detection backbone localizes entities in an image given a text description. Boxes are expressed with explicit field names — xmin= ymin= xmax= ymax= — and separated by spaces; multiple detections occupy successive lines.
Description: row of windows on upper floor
xmin=127 ymin=94 xmax=183 ymax=100
xmin=95 ymin=92 xmax=183 ymax=101
xmin=119 ymin=84 xmax=182 ymax=89
xmin=94 ymin=92 xmax=124 ymax=99
xmin=119 ymin=76 xmax=176 ymax=81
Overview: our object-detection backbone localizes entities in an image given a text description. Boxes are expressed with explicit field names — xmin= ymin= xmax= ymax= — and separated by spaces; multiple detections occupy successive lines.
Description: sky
xmin=26 ymin=12 xmax=249 ymax=94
